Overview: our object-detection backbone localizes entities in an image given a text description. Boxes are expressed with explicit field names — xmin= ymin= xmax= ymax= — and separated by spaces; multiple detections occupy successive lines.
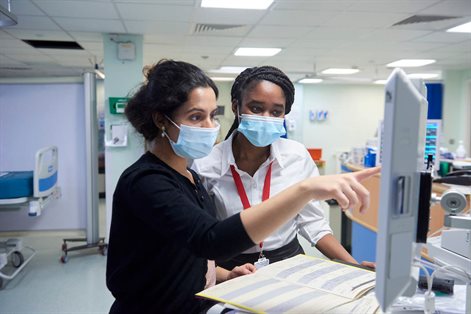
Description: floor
xmin=0 ymin=200 xmax=114 ymax=314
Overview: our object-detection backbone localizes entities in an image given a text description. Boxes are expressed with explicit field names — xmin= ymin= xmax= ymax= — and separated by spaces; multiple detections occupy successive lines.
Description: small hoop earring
xmin=161 ymin=127 xmax=165 ymax=138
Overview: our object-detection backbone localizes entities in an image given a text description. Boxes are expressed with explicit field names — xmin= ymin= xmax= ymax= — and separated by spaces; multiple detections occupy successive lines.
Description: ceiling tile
xmin=38 ymin=48 xmax=92 ymax=56
xmin=414 ymin=31 xmax=471 ymax=43
xmin=348 ymin=0 xmax=441 ymax=14
xmin=420 ymin=0 xmax=471 ymax=16
xmin=144 ymin=34 xmax=186 ymax=44
xmin=273 ymin=1 xmax=353 ymax=11
xmin=431 ymin=40 xmax=471 ymax=54
xmin=49 ymin=55 xmax=94 ymax=67
xmin=260 ymin=10 xmax=338 ymax=26
xmin=181 ymin=44 xmax=235 ymax=55
xmin=125 ymin=20 xmax=190 ymax=34
xmin=249 ymin=25 xmax=313 ymax=38
xmin=288 ymin=38 xmax=347 ymax=49
xmin=217 ymin=55 xmax=267 ymax=67
xmin=239 ymin=37 xmax=296 ymax=48
xmin=0 ymin=40 xmax=38 ymax=54
xmin=323 ymin=11 xmax=409 ymax=28
xmin=69 ymin=32 xmax=104 ymax=42
xmin=304 ymin=27 xmax=372 ymax=41
xmin=11 ymin=1 xmax=46 ymax=16
xmin=362 ymin=29 xmax=433 ymax=42
xmin=439 ymin=55 xmax=471 ymax=66
xmin=392 ymin=16 xmax=470 ymax=32
xmin=116 ymin=3 xmax=193 ymax=21
xmin=115 ymin=0 xmax=194 ymax=4
xmin=0 ymin=30 xmax=16 ymax=39
xmin=0 ymin=55 xmax=29 ymax=67
xmin=78 ymin=41 xmax=103 ymax=52
xmin=54 ymin=18 xmax=125 ymax=32
xmin=9 ymin=16 xmax=61 ymax=30
xmin=34 ymin=0 xmax=119 ymax=19
xmin=8 ymin=52 xmax=57 ymax=64
xmin=184 ymin=35 xmax=243 ymax=47
xmin=3 ymin=29 xmax=73 ymax=41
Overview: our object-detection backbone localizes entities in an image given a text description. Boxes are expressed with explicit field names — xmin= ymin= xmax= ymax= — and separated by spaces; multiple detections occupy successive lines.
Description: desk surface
xmin=342 ymin=163 xmax=471 ymax=235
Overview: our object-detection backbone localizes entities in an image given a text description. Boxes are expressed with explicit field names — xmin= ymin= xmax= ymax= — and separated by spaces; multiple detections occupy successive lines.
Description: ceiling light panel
xmin=321 ymin=68 xmax=360 ymax=75
xmin=447 ymin=21 xmax=471 ymax=33
xmin=386 ymin=59 xmax=436 ymax=67
xmin=234 ymin=47 xmax=281 ymax=56
xmin=201 ymin=0 xmax=273 ymax=10
xmin=298 ymin=78 xmax=323 ymax=84
xmin=210 ymin=77 xmax=234 ymax=81
xmin=209 ymin=66 xmax=248 ymax=74
xmin=194 ymin=8 xmax=264 ymax=25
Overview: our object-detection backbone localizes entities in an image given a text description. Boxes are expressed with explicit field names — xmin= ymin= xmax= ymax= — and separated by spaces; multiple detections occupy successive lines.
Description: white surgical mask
xmin=237 ymin=114 xmax=286 ymax=147
xmin=164 ymin=116 xmax=220 ymax=159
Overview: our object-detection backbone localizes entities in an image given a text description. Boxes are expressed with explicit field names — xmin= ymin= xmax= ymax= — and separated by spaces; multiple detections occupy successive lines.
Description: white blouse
xmin=192 ymin=133 xmax=332 ymax=254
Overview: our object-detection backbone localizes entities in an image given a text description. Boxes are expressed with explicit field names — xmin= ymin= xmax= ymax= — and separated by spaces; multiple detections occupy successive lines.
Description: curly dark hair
xmin=125 ymin=59 xmax=219 ymax=141
xmin=226 ymin=65 xmax=294 ymax=139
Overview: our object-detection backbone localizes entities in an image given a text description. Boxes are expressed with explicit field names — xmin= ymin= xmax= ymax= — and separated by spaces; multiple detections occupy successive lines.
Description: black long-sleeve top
xmin=106 ymin=152 xmax=254 ymax=314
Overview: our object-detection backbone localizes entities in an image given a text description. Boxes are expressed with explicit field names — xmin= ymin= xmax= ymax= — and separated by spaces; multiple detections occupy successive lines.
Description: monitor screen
xmin=375 ymin=68 xmax=429 ymax=312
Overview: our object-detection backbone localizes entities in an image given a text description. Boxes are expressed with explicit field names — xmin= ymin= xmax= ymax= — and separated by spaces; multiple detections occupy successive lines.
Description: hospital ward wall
xmin=0 ymin=82 xmax=87 ymax=231
xmin=442 ymin=69 xmax=471 ymax=155
xmin=300 ymin=84 xmax=385 ymax=175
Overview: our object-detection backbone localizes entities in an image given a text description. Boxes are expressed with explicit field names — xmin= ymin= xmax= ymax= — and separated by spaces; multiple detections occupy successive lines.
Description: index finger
xmin=352 ymin=166 xmax=381 ymax=181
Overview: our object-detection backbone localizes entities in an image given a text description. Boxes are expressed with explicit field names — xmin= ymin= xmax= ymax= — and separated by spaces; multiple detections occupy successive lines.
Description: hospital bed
xmin=0 ymin=145 xmax=61 ymax=288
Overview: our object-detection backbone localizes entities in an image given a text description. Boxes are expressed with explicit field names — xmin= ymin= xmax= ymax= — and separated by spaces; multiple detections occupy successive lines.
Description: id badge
xmin=254 ymin=257 xmax=269 ymax=269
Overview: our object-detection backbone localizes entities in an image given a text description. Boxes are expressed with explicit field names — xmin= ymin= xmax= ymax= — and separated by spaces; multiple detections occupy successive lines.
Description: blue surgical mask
xmin=237 ymin=114 xmax=286 ymax=147
xmin=164 ymin=116 xmax=220 ymax=159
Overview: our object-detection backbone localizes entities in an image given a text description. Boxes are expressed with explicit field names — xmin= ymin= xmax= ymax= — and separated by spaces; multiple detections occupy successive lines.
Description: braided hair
xmin=226 ymin=65 xmax=295 ymax=139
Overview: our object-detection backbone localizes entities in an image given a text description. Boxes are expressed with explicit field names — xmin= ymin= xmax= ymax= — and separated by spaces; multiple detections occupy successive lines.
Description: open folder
xmin=197 ymin=254 xmax=380 ymax=313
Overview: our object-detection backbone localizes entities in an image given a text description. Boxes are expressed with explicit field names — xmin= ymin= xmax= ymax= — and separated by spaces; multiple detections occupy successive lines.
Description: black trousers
xmin=216 ymin=236 xmax=305 ymax=270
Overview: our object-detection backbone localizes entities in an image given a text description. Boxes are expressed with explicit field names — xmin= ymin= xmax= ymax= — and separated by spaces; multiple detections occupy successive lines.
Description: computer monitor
xmin=375 ymin=68 xmax=429 ymax=312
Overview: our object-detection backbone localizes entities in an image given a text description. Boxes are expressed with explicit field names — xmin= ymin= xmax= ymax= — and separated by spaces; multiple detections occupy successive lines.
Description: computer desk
xmin=341 ymin=162 xmax=470 ymax=255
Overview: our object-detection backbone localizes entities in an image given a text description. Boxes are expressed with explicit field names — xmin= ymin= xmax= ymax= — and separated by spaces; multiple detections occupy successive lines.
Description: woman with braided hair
xmin=193 ymin=65 xmax=375 ymax=271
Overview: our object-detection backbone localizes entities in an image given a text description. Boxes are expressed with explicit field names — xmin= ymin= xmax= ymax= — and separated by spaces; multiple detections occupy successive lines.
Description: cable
xmin=414 ymin=259 xmax=471 ymax=314
xmin=413 ymin=262 xmax=434 ymax=314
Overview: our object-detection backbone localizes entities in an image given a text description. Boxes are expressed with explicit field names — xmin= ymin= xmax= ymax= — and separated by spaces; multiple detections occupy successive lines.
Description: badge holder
xmin=254 ymin=252 xmax=269 ymax=269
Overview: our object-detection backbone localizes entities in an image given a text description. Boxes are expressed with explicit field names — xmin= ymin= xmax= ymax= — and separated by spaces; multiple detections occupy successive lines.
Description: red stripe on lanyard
xmin=230 ymin=162 xmax=273 ymax=249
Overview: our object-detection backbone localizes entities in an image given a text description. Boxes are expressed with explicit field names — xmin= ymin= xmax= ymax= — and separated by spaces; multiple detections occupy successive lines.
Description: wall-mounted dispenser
xmin=105 ymin=124 xmax=128 ymax=147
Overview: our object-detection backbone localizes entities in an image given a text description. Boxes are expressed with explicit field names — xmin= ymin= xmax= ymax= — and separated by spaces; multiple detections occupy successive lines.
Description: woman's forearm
xmin=240 ymin=167 xmax=380 ymax=245
xmin=315 ymin=234 xmax=357 ymax=264
xmin=216 ymin=266 xmax=230 ymax=283
xmin=240 ymin=180 xmax=313 ymax=244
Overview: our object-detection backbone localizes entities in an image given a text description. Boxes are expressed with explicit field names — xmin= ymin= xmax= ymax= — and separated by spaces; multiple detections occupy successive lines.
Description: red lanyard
xmin=230 ymin=162 xmax=272 ymax=249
